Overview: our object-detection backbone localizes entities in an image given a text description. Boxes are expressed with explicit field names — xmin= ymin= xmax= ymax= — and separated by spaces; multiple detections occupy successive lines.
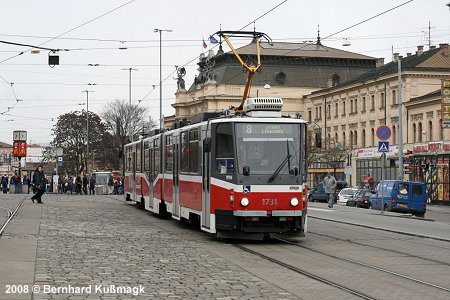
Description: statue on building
xmin=176 ymin=67 xmax=186 ymax=90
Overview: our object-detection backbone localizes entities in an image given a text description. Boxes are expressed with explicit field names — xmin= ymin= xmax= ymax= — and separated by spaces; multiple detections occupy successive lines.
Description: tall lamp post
xmin=82 ymin=90 xmax=94 ymax=174
xmin=121 ymin=68 xmax=138 ymax=140
xmin=154 ymin=28 xmax=172 ymax=130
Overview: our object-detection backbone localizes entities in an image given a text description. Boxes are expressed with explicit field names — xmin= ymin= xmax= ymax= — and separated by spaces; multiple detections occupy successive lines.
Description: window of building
xmin=343 ymin=101 xmax=346 ymax=115
xmin=335 ymin=103 xmax=338 ymax=117
xmin=327 ymin=104 xmax=331 ymax=118
xmin=418 ymin=122 xmax=423 ymax=142
xmin=392 ymin=90 xmax=397 ymax=105
xmin=392 ymin=125 xmax=396 ymax=145
xmin=350 ymin=131 xmax=354 ymax=146
xmin=362 ymin=96 xmax=366 ymax=112
xmin=335 ymin=132 xmax=338 ymax=144
xmin=343 ymin=132 xmax=346 ymax=146
xmin=362 ymin=129 xmax=366 ymax=148
xmin=380 ymin=92 xmax=385 ymax=108
xmin=428 ymin=120 xmax=433 ymax=141
xmin=319 ymin=106 xmax=322 ymax=119
xmin=371 ymin=128 xmax=375 ymax=146
xmin=354 ymin=131 xmax=358 ymax=147
xmin=350 ymin=100 xmax=354 ymax=113
xmin=308 ymin=110 xmax=312 ymax=122
xmin=371 ymin=95 xmax=375 ymax=110
xmin=413 ymin=123 xmax=417 ymax=143
xmin=315 ymin=107 xmax=318 ymax=119
xmin=354 ymin=99 xmax=358 ymax=112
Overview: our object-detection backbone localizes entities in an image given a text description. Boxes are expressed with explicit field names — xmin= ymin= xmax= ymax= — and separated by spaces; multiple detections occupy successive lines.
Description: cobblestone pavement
xmin=0 ymin=197 xmax=22 ymax=229
xmin=29 ymin=195 xmax=303 ymax=299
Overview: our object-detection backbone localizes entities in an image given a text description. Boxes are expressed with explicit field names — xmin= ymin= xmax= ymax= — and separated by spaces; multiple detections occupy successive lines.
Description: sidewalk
xmin=307 ymin=202 xmax=450 ymax=242
xmin=0 ymin=200 xmax=42 ymax=300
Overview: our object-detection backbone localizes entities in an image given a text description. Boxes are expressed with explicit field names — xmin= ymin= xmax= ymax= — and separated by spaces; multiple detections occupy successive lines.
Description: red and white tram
xmin=124 ymin=98 xmax=308 ymax=238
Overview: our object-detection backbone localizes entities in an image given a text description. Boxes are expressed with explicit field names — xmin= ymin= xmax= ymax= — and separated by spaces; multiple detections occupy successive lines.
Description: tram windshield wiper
xmin=267 ymin=154 xmax=291 ymax=183
xmin=268 ymin=140 xmax=292 ymax=183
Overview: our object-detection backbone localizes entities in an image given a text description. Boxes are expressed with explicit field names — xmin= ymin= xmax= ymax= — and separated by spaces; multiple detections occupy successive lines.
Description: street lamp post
xmin=122 ymin=68 xmax=138 ymax=140
xmin=154 ymin=28 xmax=172 ymax=130
xmin=82 ymin=90 xmax=94 ymax=174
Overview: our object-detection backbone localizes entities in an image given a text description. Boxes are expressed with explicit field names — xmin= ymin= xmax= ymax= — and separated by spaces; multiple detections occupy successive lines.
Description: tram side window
xmin=189 ymin=130 xmax=199 ymax=174
xmin=136 ymin=143 xmax=142 ymax=172
xmin=215 ymin=123 xmax=234 ymax=175
xmin=154 ymin=139 xmax=160 ymax=177
xmin=165 ymin=136 xmax=173 ymax=173
xmin=144 ymin=142 xmax=150 ymax=172
xmin=181 ymin=132 xmax=189 ymax=173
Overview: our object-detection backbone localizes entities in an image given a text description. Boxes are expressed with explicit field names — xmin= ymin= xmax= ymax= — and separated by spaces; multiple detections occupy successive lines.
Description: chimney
xmin=430 ymin=45 xmax=436 ymax=50
xmin=393 ymin=53 xmax=399 ymax=62
xmin=406 ymin=53 xmax=412 ymax=57
xmin=417 ymin=45 xmax=424 ymax=56
xmin=439 ymin=43 xmax=449 ymax=56
xmin=376 ymin=57 xmax=385 ymax=67
xmin=327 ymin=78 xmax=333 ymax=88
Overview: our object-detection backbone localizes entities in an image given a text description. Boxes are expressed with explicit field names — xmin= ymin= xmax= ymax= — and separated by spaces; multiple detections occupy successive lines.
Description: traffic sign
xmin=376 ymin=125 xmax=391 ymax=141
xmin=378 ymin=141 xmax=389 ymax=152
xmin=57 ymin=156 xmax=64 ymax=167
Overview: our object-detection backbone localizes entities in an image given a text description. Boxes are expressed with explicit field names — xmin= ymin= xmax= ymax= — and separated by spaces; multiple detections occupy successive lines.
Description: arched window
xmin=354 ymin=131 xmax=358 ymax=147
xmin=362 ymin=129 xmax=366 ymax=148
xmin=350 ymin=131 xmax=354 ymax=147
xmin=343 ymin=132 xmax=346 ymax=146
xmin=418 ymin=122 xmax=423 ymax=142
xmin=413 ymin=123 xmax=417 ymax=142
xmin=392 ymin=125 xmax=397 ymax=145
xmin=371 ymin=128 xmax=375 ymax=146
xmin=428 ymin=120 xmax=433 ymax=141
xmin=335 ymin=132 xmax=338 ymax=144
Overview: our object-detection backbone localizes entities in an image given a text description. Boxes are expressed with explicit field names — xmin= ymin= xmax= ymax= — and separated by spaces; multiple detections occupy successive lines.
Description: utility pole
xmin=154 ymin=28 xmax=172 ymax=130
xmin=122 ymin=68 xmax=138 ymax=141
xmin=397 ymin=60 xmax=404 ymax=179
xmin=82 ymin=90 xmax=94 ymax=174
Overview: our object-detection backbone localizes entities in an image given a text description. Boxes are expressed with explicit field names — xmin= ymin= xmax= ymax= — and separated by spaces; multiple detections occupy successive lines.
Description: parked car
xmin=353 ymin=189 xmax=372 ymax=208
xmin=370 ymin=180 xmax=427 ymax=217
xmin=309 ymin=181 xmax=348 ymax=202
xmin=337 ymin=187 xmax=359 ymax=205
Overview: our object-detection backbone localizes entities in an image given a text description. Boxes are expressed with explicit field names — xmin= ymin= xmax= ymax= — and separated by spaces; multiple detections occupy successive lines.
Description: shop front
xmin=355 ymin=146 xmax=399 ymax=188
xmin=412 ymin=142 xmax=450 ymax=204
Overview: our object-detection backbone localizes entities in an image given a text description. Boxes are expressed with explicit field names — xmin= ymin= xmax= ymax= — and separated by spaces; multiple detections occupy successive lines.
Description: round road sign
xmin=376 ymin=125 xmax=391 ymax=141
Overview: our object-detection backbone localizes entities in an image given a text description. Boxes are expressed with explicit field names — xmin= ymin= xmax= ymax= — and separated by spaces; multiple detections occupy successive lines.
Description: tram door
xmin=172 ymin=134 xmax=180 ymax=219
xmin=201 ymin=128 xmax=211 ymax=230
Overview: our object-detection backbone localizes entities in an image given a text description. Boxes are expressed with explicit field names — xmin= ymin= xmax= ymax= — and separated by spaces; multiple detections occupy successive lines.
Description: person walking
xmin=31 ymin=165 xmax=45 ymax=204
xmin=89 ymin=174 xmax=96 ymax=195
xmin=1 ymin=174 xmax=8 ymax=193
xmin=75 ymin=175 xmax=82 ymax=195
xmin=82 ymin=174 xmax=88 ymax=195
xmin=323 ymin=171 xmax=337 ymax=208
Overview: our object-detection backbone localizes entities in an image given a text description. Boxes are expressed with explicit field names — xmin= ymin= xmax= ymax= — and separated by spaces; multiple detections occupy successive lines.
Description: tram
xmin=124 ymin=31 xmax=308 ymax=238
xmin=124 ymin=99 xmax=308 ymax=238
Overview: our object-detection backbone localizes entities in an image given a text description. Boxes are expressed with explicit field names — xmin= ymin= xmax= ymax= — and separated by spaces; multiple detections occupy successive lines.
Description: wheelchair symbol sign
xmin=243 ymin=186 xmax=251 ymax=194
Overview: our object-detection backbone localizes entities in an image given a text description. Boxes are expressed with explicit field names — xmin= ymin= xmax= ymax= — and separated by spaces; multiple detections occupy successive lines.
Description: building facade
xmin=306 ymin=44 xmax=450 ymax=203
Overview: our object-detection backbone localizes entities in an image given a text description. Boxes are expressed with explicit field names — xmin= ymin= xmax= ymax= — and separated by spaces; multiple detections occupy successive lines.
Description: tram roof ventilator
xmin=243 ymin=97 xmax=283 ymax=117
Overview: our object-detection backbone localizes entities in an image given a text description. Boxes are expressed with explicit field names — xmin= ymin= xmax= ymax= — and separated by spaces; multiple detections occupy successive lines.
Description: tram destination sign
xmin=239 ymin=123 xmax=293 ymax=136
xmin=443 ymin=79 xmax=450 ymax=129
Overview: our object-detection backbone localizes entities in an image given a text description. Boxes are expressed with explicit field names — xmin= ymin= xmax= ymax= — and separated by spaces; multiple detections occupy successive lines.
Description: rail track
xmin=0 ymin=199 xmax=25 ymax=237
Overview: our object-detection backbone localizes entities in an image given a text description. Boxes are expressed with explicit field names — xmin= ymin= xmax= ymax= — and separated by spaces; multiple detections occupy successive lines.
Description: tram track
xmin=0 ymin=199 xmax=25 ymax=237
xmin=308 ymin=230 xmax=450 ymax=267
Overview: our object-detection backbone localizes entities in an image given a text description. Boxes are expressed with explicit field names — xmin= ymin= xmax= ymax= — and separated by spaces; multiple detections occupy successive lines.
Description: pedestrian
xmin=89 ymin=174 xmax=96 ymax=195
xmin=323 ymin=171 xmax=337 ymax=208
xmin=75 ymin=175 xmax=82 ymax=195
xmin=82 ymin=174 xmax=88 ymax=195
xmin=1 ymin=173 xmax=8 ymax=193
xmin=12 ymin=173 xmax=20 ymax=194
xmin=31 ymin=165 xmax=45 ymax=204
xmin=67 ymin=176 xmax=74 ymax=194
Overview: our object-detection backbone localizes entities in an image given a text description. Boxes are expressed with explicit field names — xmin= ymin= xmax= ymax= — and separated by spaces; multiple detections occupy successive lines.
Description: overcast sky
xmin=0 ymin=0 xmax=449 ymax=145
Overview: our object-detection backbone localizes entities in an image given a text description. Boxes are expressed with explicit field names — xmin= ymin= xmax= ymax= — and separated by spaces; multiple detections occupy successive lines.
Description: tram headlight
xmin=290 ymin=197 xmax=299 ymax=207
xmin=240 ymin=197 xmax=250 ymax=207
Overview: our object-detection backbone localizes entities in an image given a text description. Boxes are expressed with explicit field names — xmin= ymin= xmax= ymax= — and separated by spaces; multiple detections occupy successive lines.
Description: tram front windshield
xmin=235 ymin=123 xmax=300 ymax=175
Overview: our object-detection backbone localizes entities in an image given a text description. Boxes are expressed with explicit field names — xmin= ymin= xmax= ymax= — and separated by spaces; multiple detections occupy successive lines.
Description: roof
xmin=311 ymin=47 xmax=450 ymax=95
xmin=409 ymin=90 xmax=441 ymax=102
xmin=235 ymin=41 xmax=376 ymax=60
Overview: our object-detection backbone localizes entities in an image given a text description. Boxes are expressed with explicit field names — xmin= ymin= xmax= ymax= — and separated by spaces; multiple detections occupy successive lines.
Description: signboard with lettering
xmin=442 ymin=79 xmax=450 ymax=128
xmin=12 ymin=141 xmax=27 ymax=157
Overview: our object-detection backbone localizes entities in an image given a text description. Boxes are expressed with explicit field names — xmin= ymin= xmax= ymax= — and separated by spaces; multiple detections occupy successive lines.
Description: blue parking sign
xmin=378 ymin=141 xmax=389 ymax=152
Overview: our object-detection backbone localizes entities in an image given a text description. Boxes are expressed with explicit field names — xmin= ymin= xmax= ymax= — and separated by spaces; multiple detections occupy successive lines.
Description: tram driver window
xmin=215 ymin=123 xmax=234 ymax=175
